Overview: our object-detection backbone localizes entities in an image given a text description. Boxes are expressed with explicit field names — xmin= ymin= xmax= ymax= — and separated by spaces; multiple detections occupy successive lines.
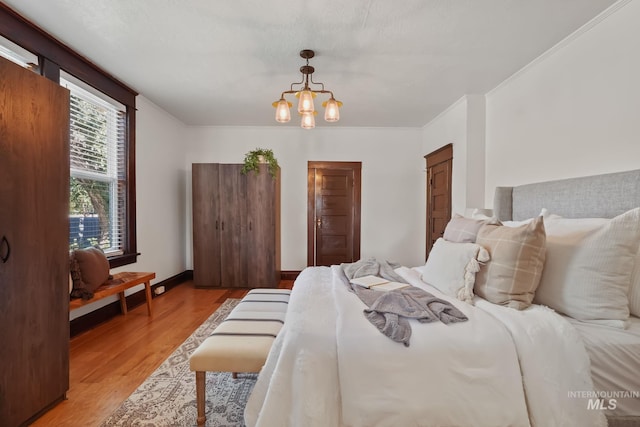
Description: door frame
xmin=307 ymin=161 xmax=362 ymax=266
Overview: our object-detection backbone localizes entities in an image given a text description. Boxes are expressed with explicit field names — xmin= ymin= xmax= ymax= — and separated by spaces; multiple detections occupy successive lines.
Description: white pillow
xmin=534 ymin=208 xmax=640 ymax=328
xmin=629 ymin=249 xmax=640 ymax=317
xmin=415 ymin=238 xmax=489 ymax=303
xmin=501 ymin=208 xmax=558 ymax=227
xmin=470 ymin=209 xmax=495 ymax=221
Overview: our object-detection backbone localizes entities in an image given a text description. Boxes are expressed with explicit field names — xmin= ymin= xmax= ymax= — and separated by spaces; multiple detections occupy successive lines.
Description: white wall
xmin=484 ymin=0 xmax=640 ymax=205
xmin=184 ymin=126 xmax=425 ymax=269
xmin=422 ymin=95 xmax=487 ymax=216
xmin=465 ymin=95 xmax=487 ymax=210
xmin=71 ymin=96 xmax=187 ymax=320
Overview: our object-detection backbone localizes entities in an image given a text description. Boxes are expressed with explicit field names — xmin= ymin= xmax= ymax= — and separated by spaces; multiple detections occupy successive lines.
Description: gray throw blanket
xmin=341 ymin=258 xmax=468 ymax=346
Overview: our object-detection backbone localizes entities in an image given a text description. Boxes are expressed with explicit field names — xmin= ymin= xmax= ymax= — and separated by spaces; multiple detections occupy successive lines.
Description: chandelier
xmin=272 ymin=49 xmax=342 ymax=129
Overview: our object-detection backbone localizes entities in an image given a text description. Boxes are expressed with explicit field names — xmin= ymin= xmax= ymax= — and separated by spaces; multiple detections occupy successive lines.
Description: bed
xmin=245 ymin=169 xmax=640 ymax=427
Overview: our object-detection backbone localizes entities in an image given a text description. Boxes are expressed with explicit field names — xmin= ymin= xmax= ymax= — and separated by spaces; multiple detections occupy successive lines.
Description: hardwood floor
xmin=31 ymin=280 xmax=293 ymax=427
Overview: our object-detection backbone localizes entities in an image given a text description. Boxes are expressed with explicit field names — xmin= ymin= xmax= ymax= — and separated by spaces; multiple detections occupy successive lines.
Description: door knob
xmin=316 ymin=217 xmax=322 ymax=228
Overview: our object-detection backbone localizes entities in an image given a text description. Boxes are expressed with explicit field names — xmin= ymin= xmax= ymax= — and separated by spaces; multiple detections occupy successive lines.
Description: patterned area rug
xmin=101 ymin=299 xmax=258 ymax=427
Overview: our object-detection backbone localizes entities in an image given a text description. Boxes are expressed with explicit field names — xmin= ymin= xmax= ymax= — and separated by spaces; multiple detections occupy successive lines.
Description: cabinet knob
xmin=0 ymin=236 xmax=10 ymax=263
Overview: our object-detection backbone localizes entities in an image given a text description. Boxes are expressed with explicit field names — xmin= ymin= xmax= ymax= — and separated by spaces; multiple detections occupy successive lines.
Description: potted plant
xmin=241 ymin=148 xmax=279 ymax=178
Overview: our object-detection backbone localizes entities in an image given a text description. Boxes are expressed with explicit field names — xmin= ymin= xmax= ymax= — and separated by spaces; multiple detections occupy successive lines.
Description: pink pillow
xmin=443 ymin=215 xmax=490 ymax=243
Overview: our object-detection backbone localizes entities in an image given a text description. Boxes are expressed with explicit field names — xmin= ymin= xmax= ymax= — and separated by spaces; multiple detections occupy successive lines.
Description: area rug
xmin=101 ymin=298 xmax=258 ymax=427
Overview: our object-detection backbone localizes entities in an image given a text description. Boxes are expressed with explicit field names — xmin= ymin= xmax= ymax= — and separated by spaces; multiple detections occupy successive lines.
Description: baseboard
xmin=70 ymin=270 xmax=191 ymax=337
xmin=186 ymin=269 xmax=299 ymax=282
xmin=188 ymin=269 xmax=298 ymax=282
xmin=280 ymin=270 xmax=301 ymax=280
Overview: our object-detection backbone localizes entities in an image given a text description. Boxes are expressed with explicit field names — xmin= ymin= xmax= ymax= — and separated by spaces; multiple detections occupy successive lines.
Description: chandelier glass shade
xmin=274 ymin=99 xmax=292 ymax=123
xmin=272 ymin=49 xmax=342 ymax=129
xmin=300 ymin=111 xmax=316 ymax=129
xmin=297 ymin=90 xmax=315 ymax=113
xmin=323 ymin=98 xmax=340 ymax=122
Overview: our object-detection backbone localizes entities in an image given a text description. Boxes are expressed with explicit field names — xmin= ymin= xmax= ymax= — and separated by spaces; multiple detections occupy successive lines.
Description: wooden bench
xmin=69 ymin=271 xmax=156 ymax=316
xmin=189 ymin=288 xmax=291 ymax=426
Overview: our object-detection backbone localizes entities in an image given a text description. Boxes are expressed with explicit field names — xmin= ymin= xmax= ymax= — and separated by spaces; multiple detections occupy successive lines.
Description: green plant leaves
xmin=241 ymin=148 xmax=279 ymax=178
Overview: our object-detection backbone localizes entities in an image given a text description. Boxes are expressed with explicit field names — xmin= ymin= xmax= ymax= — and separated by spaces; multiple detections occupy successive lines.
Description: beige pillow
xmin=474 ymin=216 xmax=546 ymax=310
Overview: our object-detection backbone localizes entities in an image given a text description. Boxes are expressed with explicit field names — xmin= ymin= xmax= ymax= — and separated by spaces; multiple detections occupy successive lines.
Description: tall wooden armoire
xmin=0 ymin=57 xmax=70 ymax=425
xmin=192 ymin=163 xmax=281 ymax=288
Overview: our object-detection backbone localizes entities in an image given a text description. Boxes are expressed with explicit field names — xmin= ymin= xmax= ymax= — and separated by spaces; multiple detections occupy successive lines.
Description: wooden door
xmin=246 ymin=164 xmax=280 ymax=287
xmin=0 ymin=57 xmax=70 ymax=425
xmin=192 ymin=164 xmax=221 ymax=287
xmin=308 ymin=162 xmax=361 ymax=266
xmin=425 ymin=144 xmax=453 ymax=259
xmin=219 ymin=164 xmax=247 ymax=287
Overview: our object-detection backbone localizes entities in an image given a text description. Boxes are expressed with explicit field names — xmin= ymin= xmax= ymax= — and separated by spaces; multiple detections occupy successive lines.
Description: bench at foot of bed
xmin=188 ymin=288 xmax=291 ymax=426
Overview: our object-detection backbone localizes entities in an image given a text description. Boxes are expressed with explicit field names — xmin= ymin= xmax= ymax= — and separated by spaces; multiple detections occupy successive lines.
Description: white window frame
xmin=62 ymin=74 xmax=126 ymax=256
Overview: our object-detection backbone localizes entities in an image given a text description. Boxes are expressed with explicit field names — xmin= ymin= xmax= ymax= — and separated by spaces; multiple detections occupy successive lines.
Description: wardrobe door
xmin=246 ymin=165 xmax=280 ymax=287
xmin=192 ymin=163 xmax=221 ymax=287
xmin=0 ymin=57 xmax=70 ymax=425
xmin=219 ymin=164 xmax=247 ymax=287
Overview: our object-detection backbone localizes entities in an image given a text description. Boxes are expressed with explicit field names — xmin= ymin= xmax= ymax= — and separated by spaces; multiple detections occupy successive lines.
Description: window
xmin=62 ymin=76 xmax=127 ymax=256
xmin=0 ymin=35 xmax=37 ymax=69
xmin=1 ymin=4 xmax=138 ymax=267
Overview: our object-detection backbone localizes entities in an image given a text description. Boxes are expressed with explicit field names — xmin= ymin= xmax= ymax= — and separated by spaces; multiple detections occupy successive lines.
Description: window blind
xmin=63 ymin=76 xmax=127 ymax=255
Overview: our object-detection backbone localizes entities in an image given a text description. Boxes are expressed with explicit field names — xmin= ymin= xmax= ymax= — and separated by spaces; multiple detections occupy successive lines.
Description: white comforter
xmin=245 ymin=266 xmax=607 ymax=427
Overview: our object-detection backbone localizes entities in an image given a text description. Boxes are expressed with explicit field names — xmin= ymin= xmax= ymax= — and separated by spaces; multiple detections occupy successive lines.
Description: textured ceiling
xmin=2 ymin=0 xmax=618 ymax=127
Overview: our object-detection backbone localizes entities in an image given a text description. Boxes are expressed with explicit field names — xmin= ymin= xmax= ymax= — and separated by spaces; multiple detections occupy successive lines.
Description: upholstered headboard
xmin=493 ymin=169 xmax=640 ymax=221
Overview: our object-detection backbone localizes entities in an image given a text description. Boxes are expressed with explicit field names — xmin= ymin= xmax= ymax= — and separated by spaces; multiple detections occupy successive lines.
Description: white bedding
xmin=567 ymin=315 xmax=640 ymax=416
xmin=336 ymin=266 xmax=529 ymax=427
xmin=245 ymin=267 xmax=341 ymax=427
xmin=245 ymin=266 xmax=607 ymax=427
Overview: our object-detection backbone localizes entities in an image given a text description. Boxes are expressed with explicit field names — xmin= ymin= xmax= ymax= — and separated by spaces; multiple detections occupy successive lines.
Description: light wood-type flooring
xmin=31 ymin=280 xmax=293 ymax=427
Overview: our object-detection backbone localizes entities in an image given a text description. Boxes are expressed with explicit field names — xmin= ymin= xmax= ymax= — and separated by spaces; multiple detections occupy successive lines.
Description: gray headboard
xmin=494 ymin=169 xmax=640 ymax=221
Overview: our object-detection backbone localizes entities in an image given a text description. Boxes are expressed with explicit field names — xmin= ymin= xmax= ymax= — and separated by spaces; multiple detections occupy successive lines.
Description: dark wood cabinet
xmin=192 ymin=163 xmax=280 ymax=288
xmin=0 ymin=57 xmax=70 ymax=426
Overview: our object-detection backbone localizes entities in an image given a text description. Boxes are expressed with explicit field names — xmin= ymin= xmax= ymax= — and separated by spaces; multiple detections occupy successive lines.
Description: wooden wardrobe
xmin=0 ymin=58 xmax=70 ymax=425
xmin=192 ymin=163 xmax=281 ymax=288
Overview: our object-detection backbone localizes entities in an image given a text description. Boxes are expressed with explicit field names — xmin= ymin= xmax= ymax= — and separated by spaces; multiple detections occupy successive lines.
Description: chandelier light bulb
xmin=274 ymin=98 xmax=291 ymax=123
xmin=301 ymin=111 xmax=316 ymax=129
xmin=297 ymin=90 xmax=315 ymax=114
xmin=323 ymin=98 xmax=341 ymax=122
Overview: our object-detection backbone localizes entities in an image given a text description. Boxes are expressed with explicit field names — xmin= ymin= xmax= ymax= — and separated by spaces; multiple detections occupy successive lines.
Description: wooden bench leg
xmin=196 ymin=371 xmax=206 ymax=426
xmin=118 ymin=291 xmax=127 ymax=315
xmin=144 ymin=280 xmax=153 ymax=316
xmin=232 ymin=372 xmax=238 ymax=379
